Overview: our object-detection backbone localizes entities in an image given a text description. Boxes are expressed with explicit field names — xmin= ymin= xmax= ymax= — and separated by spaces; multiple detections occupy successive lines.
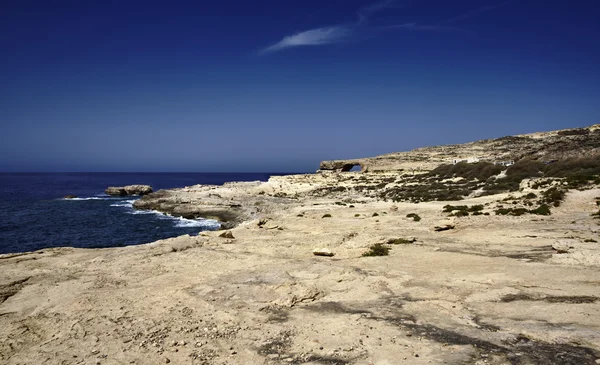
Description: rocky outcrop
xmin=132 ymin=183 xmax=292 ymax=229
xmin=105 ymin=185 xmax=153 ymax=196
xmin=64 ymin=195 xmax=77 ymax=199
xmin=319 ymin=160 xmax=365 ymax=172
xmin=319 ymin=124 xmax=600 ymax=173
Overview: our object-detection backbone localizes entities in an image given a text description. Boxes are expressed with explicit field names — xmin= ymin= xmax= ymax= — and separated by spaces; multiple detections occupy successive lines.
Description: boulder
xmin=434 ymin=219 xmax=456 ymax=232
xmin=312 ymin=248 xmax=335 ymax=257
xmin=64 ymin=195 xmax=78 ymax=199
xmin=105 ymin=185 xmax=153 ymax=196
xmin=219 ymin=231 xmax=235 ymax=239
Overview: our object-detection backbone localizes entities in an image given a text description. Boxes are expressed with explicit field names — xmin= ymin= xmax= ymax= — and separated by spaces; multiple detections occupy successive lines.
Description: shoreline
xmin=2 ymin=171 xmax=600 ymax=364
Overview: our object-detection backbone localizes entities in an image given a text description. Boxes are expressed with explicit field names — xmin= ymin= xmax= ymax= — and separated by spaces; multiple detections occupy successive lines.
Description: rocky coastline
xmin=2 ymin=125 xmax=600 ymax=364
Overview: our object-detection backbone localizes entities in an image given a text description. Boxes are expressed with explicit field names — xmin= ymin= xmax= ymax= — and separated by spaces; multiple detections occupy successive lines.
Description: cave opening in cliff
xmin=342 ymin=164 xmax=362 ymax=172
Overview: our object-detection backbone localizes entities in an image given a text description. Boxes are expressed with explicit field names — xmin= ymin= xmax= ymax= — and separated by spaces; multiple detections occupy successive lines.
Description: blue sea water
xmin=0 ymin=173 xmax=290 ymax=254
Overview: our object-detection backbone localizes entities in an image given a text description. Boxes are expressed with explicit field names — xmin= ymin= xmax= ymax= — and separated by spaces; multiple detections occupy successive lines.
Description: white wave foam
xmin=173 ymin=217 xmax=221 ymax=229
xmin=63 ymin=196 xmax=128 ymax=201
xmin=125 ymin=209 xmax=220 ymax=229
xmin=127 ymin=209 xmax=160 ymax=215
xmin=109 ymin=200 xmax=136 ymax=207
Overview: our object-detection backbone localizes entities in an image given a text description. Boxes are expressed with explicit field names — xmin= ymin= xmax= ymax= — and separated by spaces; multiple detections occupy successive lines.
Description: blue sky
xmin=1 ymin=0 xmax=599 ymax=172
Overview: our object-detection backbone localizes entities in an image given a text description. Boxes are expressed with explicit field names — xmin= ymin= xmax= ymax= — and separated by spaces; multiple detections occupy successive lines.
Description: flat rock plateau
xmin=2 ymin=125 xmax=600 ymax=365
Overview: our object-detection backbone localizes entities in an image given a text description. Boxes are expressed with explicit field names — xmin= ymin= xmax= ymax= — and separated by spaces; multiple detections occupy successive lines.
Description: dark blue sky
xmin=1 ymin=0 xmax=599 ymax=172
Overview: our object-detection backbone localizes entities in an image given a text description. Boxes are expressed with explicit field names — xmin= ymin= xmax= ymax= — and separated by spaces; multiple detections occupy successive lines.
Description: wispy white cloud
xmin=259 ymin=1 xmax=508 ymax=55
xmin=259 ymin=26 xmax=352 ymax=55
xmin=260 ymin=0 xmax=397 ymax=55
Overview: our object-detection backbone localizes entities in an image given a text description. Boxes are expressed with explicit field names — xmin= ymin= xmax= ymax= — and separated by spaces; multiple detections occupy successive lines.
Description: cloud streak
xmin=259 ymin=26 xmax=352 ymax=55
xmin=260 ymin=0 xmax=396 ymax=55
xmin=259 ymin=1 xmax=509 ymax=55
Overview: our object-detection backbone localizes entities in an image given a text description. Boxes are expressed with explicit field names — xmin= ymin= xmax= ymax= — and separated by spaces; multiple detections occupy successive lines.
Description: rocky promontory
xmin=2 ymin=124 xmax=600 ymax=365
xmin=105 ymin=185 xmax=153 ymax=196
xmin=319 ymin=124 xmax=600 ymax=172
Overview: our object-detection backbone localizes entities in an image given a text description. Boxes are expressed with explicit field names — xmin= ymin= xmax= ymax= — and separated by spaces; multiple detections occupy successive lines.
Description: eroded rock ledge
xmin=132 ymin=181 xmax=302 ymax=229
xmin=105 ymin=185 xmax=153 ymax=196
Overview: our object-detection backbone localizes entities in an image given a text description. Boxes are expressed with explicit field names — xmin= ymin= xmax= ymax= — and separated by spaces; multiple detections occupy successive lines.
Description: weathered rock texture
xmin=3 ymin=124 xmax=600 ymax=364
xmin=2 ymin=180 xmax=600 ymax=365
xmin=320 ymin=124 xmax=600 ymax=172
xmin=105 ymin=185 xmax=153 ymax=196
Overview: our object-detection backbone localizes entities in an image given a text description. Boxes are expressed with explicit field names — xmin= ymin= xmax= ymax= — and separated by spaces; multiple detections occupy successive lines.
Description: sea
xmin=0 ymin=173 xmax=292 ymax=254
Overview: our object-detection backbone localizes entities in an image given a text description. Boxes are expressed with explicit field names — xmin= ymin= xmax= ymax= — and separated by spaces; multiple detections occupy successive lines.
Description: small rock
xmin=552 ymin=240 xmax=574 ymax=254
xmin=434 ymin=224 xmax=455 ymax=232
xmin=165 ymin=359 xmax=170 ymax=364
xmin=312 ymin=248 xmax=335 ymax=257
xmin=219 ymin=231 xmax=235 ymax=239
xmin=64 ymin=195 xmax=77 ymax=199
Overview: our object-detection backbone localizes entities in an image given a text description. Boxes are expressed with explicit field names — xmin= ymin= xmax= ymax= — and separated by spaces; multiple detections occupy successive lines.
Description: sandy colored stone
xmin=2 ymin=167 xmax=600 ymax=364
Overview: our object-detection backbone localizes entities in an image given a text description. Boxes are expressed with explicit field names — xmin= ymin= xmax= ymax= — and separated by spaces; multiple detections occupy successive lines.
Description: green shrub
xmin=354 ymin=213 xmax=361 ymax=217
xmin=529 ymin=204 xmax=551 ymax=216
xmin=524 ymin=192 xmax=537 ymax=199
xmin=542 ymin=187 xmax=566 ymax=207
xmin=372 ymin=213 xmax=379 ymax=217
xmin=362 ymin=243 xmax=391 ymax=257
xmin=584 ymin=238 xmax=597 ymax=243
xmin=386 ymin=238 xmax=416 ymax=244
xmin=450 ymin=210 xmax=470 ymax=217
xmin=429 ymin=162 xmax=502 ymax=180
xmin=322 ymin=214 xmax=332 ymax=218
xmin=443 ymin=205 xmax=468 ymax=213
xmin=495 ymin=207 xmax=528 ymax=216
xmin=406 ymin=213 xmax=421 ymax=222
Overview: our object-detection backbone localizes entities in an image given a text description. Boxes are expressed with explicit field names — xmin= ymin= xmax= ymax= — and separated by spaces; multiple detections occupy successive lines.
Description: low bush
xmin=406 ymin=213 xmax=421 ymax=222
xmin=584 ymin=238 xmax=598 ymax=243
xmin=443 ymin=205 xmax=468 ymax=213
xmin=524 ymin=192 xmax=537 ymax=199
xmin=443 ymin=204 xmax=484 ymax=216
xmin=362 ymin=243 xmax=391 ymax=257
xmin=386 ymin=237 xmax=416 ymax=244
xmin=354 ymin=213 xmax=361 ymax=217
xmin=372 ymin=212 xmax=379 ymax=217
xmin=428 ymin=162 xmax=503 ymax=181
xmin=322 ymin=214 xmax=332 ymax=218
xmin=495 ymin=207 xmax=529 ymax=216
xmin=496 ymin=204 xmax=551 ymax=216
xmin=529 ymin=204 xmax=551 ymax=215
xmin=542 ymin=187 xmax=566 ymax=207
